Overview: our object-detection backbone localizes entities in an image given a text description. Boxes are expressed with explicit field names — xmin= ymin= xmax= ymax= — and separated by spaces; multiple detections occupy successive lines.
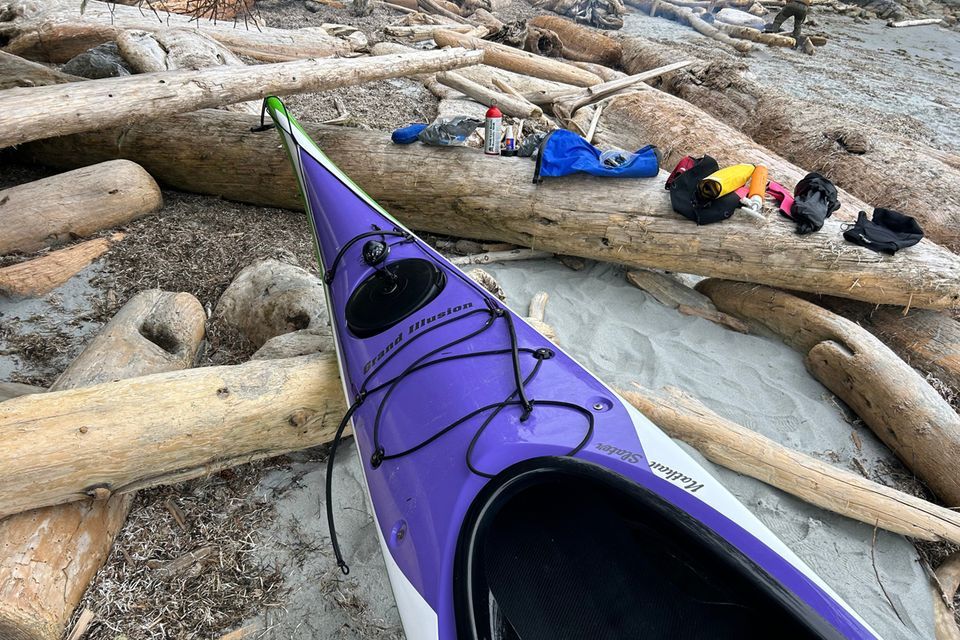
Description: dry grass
xmin=66 ymin=462 xmax=289 ymax=640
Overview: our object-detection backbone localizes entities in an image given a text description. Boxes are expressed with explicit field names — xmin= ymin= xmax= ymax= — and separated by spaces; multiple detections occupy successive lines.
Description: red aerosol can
xmin=484 ymin=102 xmax=502 ymax=156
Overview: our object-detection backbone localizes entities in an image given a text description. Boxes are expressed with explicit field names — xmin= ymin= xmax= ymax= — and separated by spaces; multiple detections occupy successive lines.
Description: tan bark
xmin=0 ymin=50 xmax=77 ymax=89
xmin=436 ymin=70 xmax=543 ymax=118
xmin=812 ymin=298 xmax=960 ymax=395
xmin=0 ymin=0 xmax=352 ymax=63
xmin=0 ymin=233 xmax=124 ymax=298
xmin=20 ymin=110 xmax=960 ymax=310
xmin=618 ymin=35 xmax=960 ymax=251
xmin=551 ymin=60 xmax=693 ymax=119
xmin=0 ymin=353 xmax=342 ymax=518
xmin=433 ymin=29 xmax=603 ymax=86
xmin=712 ymin=20 xmax=797 ymax=46
xmin=934 ymin=553 xmax=960 ymax=640
xmin=619 ymin=384 xmax=960 ymax=543
xmin=527 ymin=15 xmax=623 ymax=66
xmin=0 ymin=290 xmax=206 ymax=640
xmin=0 ymin=48 xmax=483 ymax=149
xmin=626 ymin=0 xmax=752 ymax=52
xmin=696 ymin=279 xmax=960 ymax=507
xmin=116 ymin=27 xmax=259 ymax=113
xmin=0 ymin=160 xmax=161 ymax=255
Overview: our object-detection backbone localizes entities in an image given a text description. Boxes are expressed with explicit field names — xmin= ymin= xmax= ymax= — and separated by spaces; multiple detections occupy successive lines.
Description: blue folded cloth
xmin=392 ymin=123 xmax=428 ymax=144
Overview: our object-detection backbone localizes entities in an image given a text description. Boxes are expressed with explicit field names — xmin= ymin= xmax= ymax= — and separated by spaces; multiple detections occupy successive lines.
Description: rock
xmin=454 ymin=239 xmax=484 ymax=255
xmin=251 ymin=329 xmax=335 ymax=360
xmin=61 ymin=42 xmax=132 ymax=79
xmin=305 ymin=0 xmax=322 ymax=11
xmin=214 ymin=259 xmax=331 ymax=348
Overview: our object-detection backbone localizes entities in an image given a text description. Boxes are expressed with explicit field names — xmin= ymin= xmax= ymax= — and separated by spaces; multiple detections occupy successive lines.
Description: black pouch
xmin=666 ymin=155 xmax=740 ymax=225
xmin=842 ymin=208 xmax=924 ymax=254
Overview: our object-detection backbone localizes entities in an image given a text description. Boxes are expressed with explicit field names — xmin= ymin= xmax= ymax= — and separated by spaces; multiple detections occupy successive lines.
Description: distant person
xmin=765 ymin=0 xmax=809 ymax=44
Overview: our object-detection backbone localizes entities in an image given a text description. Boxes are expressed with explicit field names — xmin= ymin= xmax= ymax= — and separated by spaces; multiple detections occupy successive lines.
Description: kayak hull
xmin=265 ymin=98 xmax=880 ymax=640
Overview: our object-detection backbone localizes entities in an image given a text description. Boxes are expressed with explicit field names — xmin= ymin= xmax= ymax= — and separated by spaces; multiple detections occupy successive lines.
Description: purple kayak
xmin=264 ymin=98 xmax=880 ymax=640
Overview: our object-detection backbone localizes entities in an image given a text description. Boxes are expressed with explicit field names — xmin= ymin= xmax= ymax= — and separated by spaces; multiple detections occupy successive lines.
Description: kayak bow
xmin=263 ymin=97 xmax=880 ymax=640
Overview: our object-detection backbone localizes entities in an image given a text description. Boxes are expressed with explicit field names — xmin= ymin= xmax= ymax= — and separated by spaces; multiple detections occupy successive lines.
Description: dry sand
xmin=237 ymin=260 xmax=935 ymax=640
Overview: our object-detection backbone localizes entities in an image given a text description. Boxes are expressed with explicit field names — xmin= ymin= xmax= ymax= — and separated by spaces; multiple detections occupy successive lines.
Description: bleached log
xmin=618 ymin=35 xmax=960 ymax=251
xmin=619 ymin=384 xmax=960 ymax=543
xmin=433 ymin=29 xmax=602 ymax=86
xmin=713 ymin=20 xmax=796 ymax=46
xmin=0 ymin=290 xmax=206 ymax=640
xmin=20 ymin=110 xmax=960 ymax=310
xmin=812 ymin=298 xmax=960 ymax=395
xmin=0 ymin=0 xmax=352 ymax=63
xmin=0 ymin=354 xmax=343 ymax=518
xmin=383 ymin=23 xmax=477 ymax=41
xmin=888 ymin=17 xmax=943 ymax=26
xmin=696 ymin=279 xmax=960 ymax=507
xmin=436 ymin=71 xmax=543 ymax=118
xmin=934 ymin=553 xmax=960 ymax=640
xmin=0 ymin=48 xmax=483 ymax=149
xmin=0 ymin=160 xmax=161 ymax=255
xmin=551 ymin=60 xmax=693 ymax=119
xmin=0 ymin=233 xmax=124 ymax=298
xmin=450 ymin=249 xmax=553 ymax=266
xmin=0 ymin=50 xmax=78 ymax=89
xmin=626 ymin=0 xmax=752 ymax=52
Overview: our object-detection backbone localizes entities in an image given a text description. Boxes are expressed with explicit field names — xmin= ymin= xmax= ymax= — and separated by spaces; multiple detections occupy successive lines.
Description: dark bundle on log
xmin=619 ymin=35 xmax=960 ymax=252
xmin=20 ymin=110 xmax=960 ymax=311
xmin=528 ymin=15 xmax=622 ymax=65
xmin=529 ymin=0 xmax=626 ymax=29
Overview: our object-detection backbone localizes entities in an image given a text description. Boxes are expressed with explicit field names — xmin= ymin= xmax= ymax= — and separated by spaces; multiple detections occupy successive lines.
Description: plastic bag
xmin=418 ymin=117 xmax=484 ymax=146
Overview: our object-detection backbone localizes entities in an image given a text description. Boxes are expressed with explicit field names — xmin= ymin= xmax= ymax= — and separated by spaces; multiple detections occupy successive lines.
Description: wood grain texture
xmin=0 ymin=48 xmax=483 ymax=149
xmin=0 ymin=353 xmax=343 ymax=519
xmin=21 ymin=110 xmax=960 ymax=311
xmin=0 ymin=290 xmax=206 ymax=640
xmin=0 ymin=233 xmax=123 ymax=297
xmin=0 ymin=160 xmax=160 ymax=255
xmin=696 ymin=279 xmax=960 ymax=506
xmin=0 ymin=0 xmax=351 ymax=63
xmin=620 ymin=384 xmax=960 ymax=542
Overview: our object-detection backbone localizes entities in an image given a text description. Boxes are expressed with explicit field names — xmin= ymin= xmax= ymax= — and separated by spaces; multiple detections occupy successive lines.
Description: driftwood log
xmin=436 ymin=70 xmax=543 ymax=118
xmin=935 ymin=553 xmax=960 ymax=640
xmin=214 ymin=259 xmax=331 ymax=348
xmin=0 ymin=48 xmax=482 ymax=149
xmin=20 ymin=110 xmax=960 ymax=310
xmin=0 ymin=354 xmax=343 ymax=519
xmin=618 ymin=35 xmax=960 ymax=251
xmin=811 ymin=298 xmax=960 ymax=396
xmin=0 ymin=160 xmax=161 ymax=255
xmin=0 ymin=290 xmax=206 ymax=640
xmin=116 ymin=28 xmax=259 ymax=113
xmin=696 ymin=279 xmax=960 ymax=507
xmin=550 ymin=61 xmax=692 ymax=120
xmin=0 ymin=233 xmax=124 ymax=298
xmin=0 ymin=50 xmax=78 ymax=89
xmin=625 ymin=270 xmax=750 ymax=333
xmin=627 ymin=0 xmax=752 ymax=52
xmin=433 ymin=29 xmax=603 ymax=86
xmin=527 ymin=15 xmax=622 ymax=66
xmin=0 ymin=0 xmax=353 ymax=63
xmin=619 ymin=385 xmax=960 ymax=543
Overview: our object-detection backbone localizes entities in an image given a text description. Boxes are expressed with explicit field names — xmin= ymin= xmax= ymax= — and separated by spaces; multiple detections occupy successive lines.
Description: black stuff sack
xmin=666 ymin=155 xmax=740 ymax=225
xmin=788 ymin=172 xmax=840 ymax=234
xmin=842 ymin=208 xmax=924 ymax=255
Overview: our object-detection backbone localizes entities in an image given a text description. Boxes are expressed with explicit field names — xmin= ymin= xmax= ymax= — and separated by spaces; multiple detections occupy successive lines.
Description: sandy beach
xmin=1 ymin=0 xmax=958 ymax=637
